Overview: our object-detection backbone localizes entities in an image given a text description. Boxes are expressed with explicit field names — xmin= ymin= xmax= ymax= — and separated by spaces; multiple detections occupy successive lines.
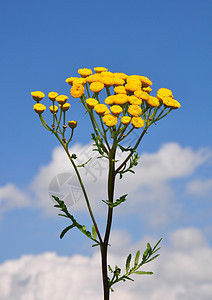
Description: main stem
xmin=101 ymin=146 xmax=116 ymax=300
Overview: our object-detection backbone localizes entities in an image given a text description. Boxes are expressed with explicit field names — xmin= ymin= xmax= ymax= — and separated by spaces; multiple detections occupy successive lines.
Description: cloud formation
xmin=0 ymin=183 xmax=29 ymax=216
xmin=0 ymin=228 xmax=211 ymax=300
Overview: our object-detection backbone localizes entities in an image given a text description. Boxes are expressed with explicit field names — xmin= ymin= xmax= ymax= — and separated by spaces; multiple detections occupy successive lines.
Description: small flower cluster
xmin=65 ymin=67 xmax=180 ymax=130
xmin=31 ymin=90 xmax=77 ymax=146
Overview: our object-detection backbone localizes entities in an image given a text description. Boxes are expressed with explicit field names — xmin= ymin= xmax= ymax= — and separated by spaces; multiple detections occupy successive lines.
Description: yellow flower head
xmin=110 ymin=105 xmax=123 ymax=116
xmin=86 ymin=74 xmax=102 ymax=84
xmin=70 ymin=84 xmax=84 ymax=98
xmin=33 ymin=103 xmax=46 ymax=114
xmin=128 ymin=105 xmax=142 ymax=117
xmin=125 ymin=82 xmax=141 ymax=93
xmin=113 ymin=77 xmax=125 ymax=86
xmin=105 ymin=95 xmax=116 ymax=105
xmin=134 ymin=90 xmax=149 ymax=101
xmin=49 ymin=105 xmax=59 ymax=113
xmin=94 ymin=104 xmax=109 ymax=116
xmin=113 ymin=94 xmax=129 ymax=105
xmin=131 ymin=117 xmax=145 ymax=128
xmin=60 ymin=102 xmax=71 ymax=111
xmin=68 ymin=120 xmax=77 ymax=129
xmin=103 ymin=114 xmax=118 ymax=127
xmin=127 ymin=75 xmax=141 ymax=83
xmin=31 ymin=91 xmax=45 ymax=102
xmin=104 ymin=107 xmax=111 ymax=115
xmin=140 ymin=76 xmax=152 ymax=87
xmin=163 ymin=97 xmax=181 ymax=109
xmin=86 ymin=98 xmax=99 ymax=109
xmin=157 ymin=88 xmax=173 ymax=102
xmin=66 ymin=77 xmax=78 ymax=86
xmin=56 ymin=95 xmax=68 ymax=105
xmin=100 ymin=76 xmax=115 ymax=87
xmin=146 ymin=96 xmax=160 ymax=107
xmin=114 ymin=86 xmax=127 ymax=94
xmin=113 ymin=72 xmax=128 ymax=81
xmin=128 ymin=95 xmax=142 ymax=105
xmin=73 ymin=78 xmax=86 ymax=86
xmin=89 ymin=82 xmax=104 ymax=93
xmin=142 ymin=86 xmax=152 ymax=94
xmin=78 ymin=68 xmax=93 ymax=78
xmin=48 ymin=92 xmax=58 ymax=101
xmin=121 ymin=116 xmax=131 ymax=126
xmin=94 ymin=67 xmax=108 ymax=73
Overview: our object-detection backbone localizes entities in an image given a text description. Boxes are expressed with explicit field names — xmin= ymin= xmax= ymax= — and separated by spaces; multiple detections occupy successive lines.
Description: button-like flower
xmin=31 ymin=91 xmax=45 ymax=102
xmin=142 ymin=86 xmax=152 ymax=93
xmin=56 ymin=95 xmax=68 ymax=105
xmin=86 ymin=98 xmax=99 ymax=109
xmin=128 ymin=105 xmax=142 ymax=117
xmin=105 ymin=95 xmax=116 ymax=105
xmin=163 ymin=97 xmax=181 ymax=109
xmin=86 ymin=74 xmax=102 ymax=84
xmin=94 ymin=104 xmax=109 ymax=116
xmin=146 ymin=96 xmax=160 ymax=107
xmin=110 ymin=105 xmax=123 ymax=116
xmin=157 ymin=88 xmax=173 ymax=101
xmin=94 ymin=67 xmax=108 ymax=73
xmin=113 ymin=77 xmax=125 ymax=86
xmin=125 ymin=82 xmax=141 ymax=93
xmin=89 ymin=82 xmax=104 ymax=93
xmin=134 ymin=91 xmax=149 ymax=101
xmin=113 ymin=72 xmax=128 ymax=81
xmin=70 ymin=84 xmax=84 ymax=98
xmin=113 ymin=94 xmax=129 ymax=105
xmin=48 ymin=92 xmax=58 ymax=101
xmin=66 ymin=77 xmax=77 ymax=86
xmin=128 ymin=96 xmax=142 ymax=105
xmin=33 ymin=103 xmax=46 ymax=114
xmin=131 ymin=117 xmax=145 ymax=128
xmin=114 ymin=86 xmax=127 ymax=94
xmin=78 ymin=68 xmax=93 ymax=77
xmin=121 ymin=116 xmax=131 ymax=125
xmin=140 ymin=76 xmax=152 ymax=87
xmin=68 ymin=120 xmax=77 ymax=128
xmin=60 ymin=103 xmax=71 ymax=111
xmin=103 ymin=114 xmax=118 ymax=127
xmin=49 ymin=105 xmax=59 ymax=113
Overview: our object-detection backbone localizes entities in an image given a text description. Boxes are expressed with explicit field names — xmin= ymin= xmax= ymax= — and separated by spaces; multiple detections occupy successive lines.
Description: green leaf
xmin=60 ymin=224 xmax=74 ymax=239
xmin=126 ymin=254 xmax=132 ymax=273
xmin=92 ymin=224 xmax=97 ymax=240
xmin=134 ymin=250 xmax=140 ymax=267
xmin=134 ymin=271 xmax=153 ymax=275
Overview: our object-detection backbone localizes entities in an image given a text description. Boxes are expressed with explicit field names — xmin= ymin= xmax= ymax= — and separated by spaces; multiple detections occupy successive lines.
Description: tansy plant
xmin=31 ymin=67 xmax=181 ymax=300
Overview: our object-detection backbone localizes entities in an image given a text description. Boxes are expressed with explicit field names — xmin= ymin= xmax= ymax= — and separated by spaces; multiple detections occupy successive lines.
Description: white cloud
xmin=0 ymin=228 xmax=212 ymax=300
xmin=29 ymin=142 xmax=212 ymax=228
xmin=0 ymin=183 xmax=29 ymax=215
xmin=186 ymin=177 xmax=212 ymax=197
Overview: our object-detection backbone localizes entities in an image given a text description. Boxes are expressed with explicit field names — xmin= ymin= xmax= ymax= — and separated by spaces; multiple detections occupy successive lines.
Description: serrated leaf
xmin=134 ymin=271 xmax=153 ymax=275
xmin=134 ymin=250 xmax=140 ymax=267
xmin=126 ymin=254 xmax=132 ymax=273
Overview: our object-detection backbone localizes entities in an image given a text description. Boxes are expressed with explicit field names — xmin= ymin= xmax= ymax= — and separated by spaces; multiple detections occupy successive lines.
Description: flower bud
xmin=68 ymin=120 xmax=77 ymax=129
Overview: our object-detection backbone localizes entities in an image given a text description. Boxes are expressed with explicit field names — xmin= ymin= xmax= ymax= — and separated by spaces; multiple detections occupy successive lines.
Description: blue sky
xmin=0 ymin=0 xmax=212 ymax=299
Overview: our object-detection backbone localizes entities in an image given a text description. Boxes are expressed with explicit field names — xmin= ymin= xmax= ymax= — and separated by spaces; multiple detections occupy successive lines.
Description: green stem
xmin=101 ymin=142 xmax=117 ymax=300
xmin=53 ymin=131 xmax=103 ymax=245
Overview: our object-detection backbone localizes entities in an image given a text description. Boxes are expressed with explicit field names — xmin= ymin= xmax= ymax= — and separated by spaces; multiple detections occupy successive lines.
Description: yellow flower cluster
xmin=31 ymin=91 xmax=77 ymax=129
xmin=32 ymin=67 xmax=181 ymax=133
xmin=64 ymin=67 xmax=181 ymax=128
